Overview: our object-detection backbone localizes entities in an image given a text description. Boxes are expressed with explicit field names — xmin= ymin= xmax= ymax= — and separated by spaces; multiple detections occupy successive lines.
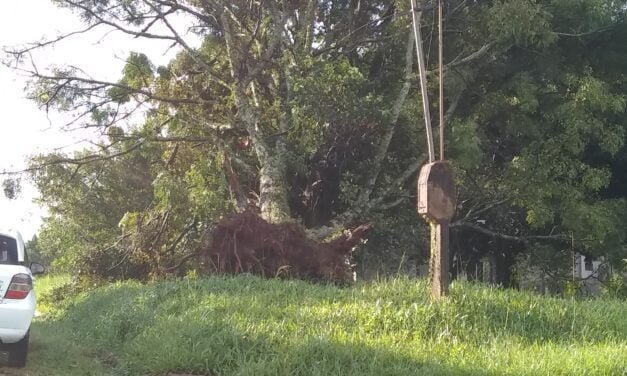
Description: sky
xmin=0 ymin=1 xmax=188 ymax=239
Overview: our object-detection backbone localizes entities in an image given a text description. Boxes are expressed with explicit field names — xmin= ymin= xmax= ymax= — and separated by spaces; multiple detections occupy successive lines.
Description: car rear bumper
xmin=0 ymin=293 xmax=35 ymax=344
xmin=0 ymin=328 xmax=29 ymax=344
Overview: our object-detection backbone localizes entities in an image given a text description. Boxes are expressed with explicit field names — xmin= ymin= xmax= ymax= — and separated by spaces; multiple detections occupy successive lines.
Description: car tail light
xmin=4 ymin=274 xmax=32 ymax=300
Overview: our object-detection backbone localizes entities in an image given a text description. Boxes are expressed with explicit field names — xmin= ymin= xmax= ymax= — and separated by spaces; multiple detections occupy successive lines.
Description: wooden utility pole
xmin=412 ymin=0 xmax=456 ymax=300
xmin=418 ymin=161 xmax=455 ymax=299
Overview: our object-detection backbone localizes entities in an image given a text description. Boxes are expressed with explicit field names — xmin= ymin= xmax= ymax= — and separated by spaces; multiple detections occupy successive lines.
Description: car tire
xmin=7 ymin=330 xmax=29 ymax=367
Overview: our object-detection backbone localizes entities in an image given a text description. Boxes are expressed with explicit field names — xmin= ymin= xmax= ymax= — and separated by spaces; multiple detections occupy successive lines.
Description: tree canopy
xmin=5 ymin=0 xmax=626 ymax=290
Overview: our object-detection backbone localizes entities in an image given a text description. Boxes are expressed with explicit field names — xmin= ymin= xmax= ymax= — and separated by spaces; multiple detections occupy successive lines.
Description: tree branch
xmin=27 ymin=141 xmax=145 ymax=170
xmin=378 ymin=196 xmax=408 ymax=211
xmin=62 ymin=0 xmax=177 ymax=41
xmin=446 ymin=42 xmax=495 ymax=69
xmin=242 ymin=3 xmax=285 ymax=87
xmin=306 ymin=211 xmax=361 ymax=241
xmin=3 ymin=23 xmax=101 ymax=57
xmin=28 ymin=70 xmax=211 ymax=106
xmin=164 ymin=251 xmax=200 ymax=272
xmin=444 ymin=89 xmax=463 ymax=125
xmin=553 ymin=26 xmax=614 ymax=38
xmin=143 ymin=0 xmax=230 ymax=89
xmin=451 ymin=220 xmax=569 ymax=244
xmin=360 ymin=30 xmax=415 ymax=203
xmin=220 ymin=11 xmax=270 ymax=160
xmin=370 ymin=155 xmax=427 ymax=209
xmin=426 ymin=41 xmax=496 ymax=77
xmin=153 ymin=0 xmax=218 ymax=26
xmin=463 ymin=198 xmax=510 ymax=220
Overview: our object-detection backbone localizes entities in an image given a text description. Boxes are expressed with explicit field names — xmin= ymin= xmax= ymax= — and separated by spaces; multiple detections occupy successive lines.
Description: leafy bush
xmin=603 ymin=260 xmax=627 ymax=299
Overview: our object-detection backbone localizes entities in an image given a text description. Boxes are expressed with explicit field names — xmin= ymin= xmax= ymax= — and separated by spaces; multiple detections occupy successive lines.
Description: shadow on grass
xmin=447 ymin=286 xmax=627 ymax=344
xmin=0 ymin=320 xmax=115 ymax=375
xmin=276 ymin=337 xmax=490 ymax=376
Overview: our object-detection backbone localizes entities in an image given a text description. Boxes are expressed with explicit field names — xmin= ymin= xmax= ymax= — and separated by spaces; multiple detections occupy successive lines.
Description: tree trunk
xmin=258 ymin=151 xmax=291 ymax=224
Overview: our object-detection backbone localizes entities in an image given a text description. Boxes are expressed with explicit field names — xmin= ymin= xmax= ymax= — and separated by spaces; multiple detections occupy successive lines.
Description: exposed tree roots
xmin=197 ymin=210 xmax=369 ymax=283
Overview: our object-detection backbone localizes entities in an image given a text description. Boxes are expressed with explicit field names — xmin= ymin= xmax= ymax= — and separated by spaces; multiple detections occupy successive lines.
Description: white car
xmin=0 ymin=231 xmax=45 ymax=367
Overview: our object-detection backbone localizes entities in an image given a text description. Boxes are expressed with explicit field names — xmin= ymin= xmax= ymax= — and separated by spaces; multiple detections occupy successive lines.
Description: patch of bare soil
xmin=0 ymin=365 xmax=28 ymax=375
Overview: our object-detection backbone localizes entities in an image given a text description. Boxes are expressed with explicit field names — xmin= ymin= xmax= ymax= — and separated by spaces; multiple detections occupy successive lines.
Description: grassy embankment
xmin=16 ymin=274 xmax=627 ymax=375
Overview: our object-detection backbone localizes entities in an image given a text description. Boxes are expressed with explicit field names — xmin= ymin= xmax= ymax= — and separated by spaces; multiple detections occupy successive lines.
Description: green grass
xmin=33 ymin=274 xmax=70 ymax=294
xmin=33 ymin=274 xmax=70 ymax=316
xmin=0 ymin=274 xmax=110 ymax=375
xmin=20 ymin=275 xmax=627 ymax=375
xmin=17 ymin=321 xmax=112 ymax=376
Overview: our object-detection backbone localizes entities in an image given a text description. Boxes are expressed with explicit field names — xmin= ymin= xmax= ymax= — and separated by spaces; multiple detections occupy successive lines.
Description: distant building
xmin=573 ymin=254 xmax=604 ymax=296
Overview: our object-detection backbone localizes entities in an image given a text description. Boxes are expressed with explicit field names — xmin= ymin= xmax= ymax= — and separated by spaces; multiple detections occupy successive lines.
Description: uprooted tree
xmin=4 ymin=0 xmax=627 ymax=287
xmin=195 ymin=210 xmax=370 ymax=283
xmin=7 ymin=0 xmax=444 ymax=280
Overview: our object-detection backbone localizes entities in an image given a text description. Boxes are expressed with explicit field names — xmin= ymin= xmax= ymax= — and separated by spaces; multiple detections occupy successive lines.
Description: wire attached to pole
xmin=438 ymin=0 xmax=445 ymax=161
xmin=410 ymin=0 xmax=435 ymax=164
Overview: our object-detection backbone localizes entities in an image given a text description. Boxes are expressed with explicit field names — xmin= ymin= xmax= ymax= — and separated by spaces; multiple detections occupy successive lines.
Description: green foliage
xmin=25 ymin=235 xmax=53 ymax=268
xmin=30 ymin=135 xmax=156 ymax=276
xmin=355 ymin=206 xmax=428 ymax=278
xmin=561 ymin=200 xmax=626 ymax=254
xmin=290 ymin=57 xmax=381 ymax=159
xmin=39 ymin=276 xmax=627 ymax=375
xmin=488 ymin=0 xmax=556 ymax=47
xmin=34 ymin=274 xmax=74 ymax=318
xmin=109 ymin=52 xmax=154 ymax=104
xmin=449 ymin=119 xmax=483 ymax=169
xmin=27 ymin=67 xmax=82 ymax=110
xmin=184 ymin=157 xmax=233 ymax=220
xmin=152 ymin=172 xmax=186 ymax=210
xmin=450 ymin=1 xmax=627 ymax=275
xmin=23 ymin=0 xmax=627 ymax=286
xmin=1 ymin=177 xmax=21 ymax=199
xmin=122 ymin=52 xmax=153 ymax=88
xmin=602 ymin=259 xmax=627 ymax=298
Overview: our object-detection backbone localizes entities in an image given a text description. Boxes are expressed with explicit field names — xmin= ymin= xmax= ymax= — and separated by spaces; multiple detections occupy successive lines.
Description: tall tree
xmin=9 ymin=1 xmax=452 ymax=230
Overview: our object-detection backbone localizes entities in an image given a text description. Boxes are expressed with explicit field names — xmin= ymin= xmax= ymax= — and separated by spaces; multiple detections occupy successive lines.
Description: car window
xmin=0 ymin=236 xmax=18 ymax=265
